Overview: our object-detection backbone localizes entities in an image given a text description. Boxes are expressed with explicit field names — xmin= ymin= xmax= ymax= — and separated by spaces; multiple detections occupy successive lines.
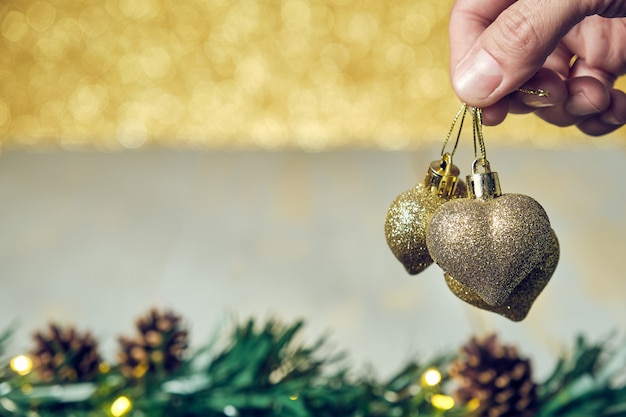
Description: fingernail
xmin=601 ymin=112 xmax=621 ymax=125
xmin=453 ymin=48 xmax=503 ymax=101
xmin=522 ymin=96 xmax=553 ymax=108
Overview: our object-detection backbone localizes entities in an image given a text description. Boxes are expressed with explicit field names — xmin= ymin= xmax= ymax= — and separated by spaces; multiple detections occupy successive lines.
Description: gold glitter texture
xmin=1 ymin=1 xmax=624 ymax=150
xmin=444 ymin=229 xmax=559 ymax=321
xmin=426 ymin=193 xmax=553 ymax=305
xmin=384 ymin=156 xmax=466 ymax=275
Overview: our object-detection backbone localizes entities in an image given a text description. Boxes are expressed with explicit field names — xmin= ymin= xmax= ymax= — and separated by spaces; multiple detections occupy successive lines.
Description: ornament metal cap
xmin=468 ymin=158 xmax=501 ymax=200
xmin=425 ymin=153 xmax=461 ymax=198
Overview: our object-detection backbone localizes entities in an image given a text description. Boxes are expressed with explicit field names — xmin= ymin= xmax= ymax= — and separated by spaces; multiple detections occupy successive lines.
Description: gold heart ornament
xmin=444 ymin=228 xmax=559 ymax=321
xmin=426 ymin=160 xmax=553 ymax=305
xmin=385 ymin=154 xmax=466 ymax=275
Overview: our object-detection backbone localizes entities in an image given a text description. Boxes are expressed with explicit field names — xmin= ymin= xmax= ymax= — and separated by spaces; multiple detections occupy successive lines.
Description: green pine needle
xmin=1 ymin=316 xmax=626 ymax=417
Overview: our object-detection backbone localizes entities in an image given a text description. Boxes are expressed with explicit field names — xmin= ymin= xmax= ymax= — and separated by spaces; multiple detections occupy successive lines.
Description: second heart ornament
xmin=444 ymin=228 xmax=560 ymax=321
xmin=426 ymin=158 xmax=554 ymax=306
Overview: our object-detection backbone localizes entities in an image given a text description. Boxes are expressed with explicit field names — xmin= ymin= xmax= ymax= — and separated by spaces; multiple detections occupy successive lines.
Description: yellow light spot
xmin=26 ymin=1 xmax=57 ymax=32
xmin=10 ymin=355 xmax=33 ymax=376
xmin=131 ymin=362 xmax=149 ymax=378
xmin=140 ymin=47 xmax=172 ymax=79
xmin=400 ymin=12 xmax=431 ymax=44
xmin=99 ymin=362 xmax=111 ymax=373
xmin=289 ymin=394 xmax=299 ymax=400
xmin=431 ymin=394 xmax=455 ymax=411
xmin=281 ymin=0 xmax=311 ymax=31
xmin=467 ymin=398 xmax=481 ymax=411
xmin=79 ymin=6 xmax=110 ymax=37
xmin=1 ymin=11 xmax=29 ymax=42
xmin=421 ymin=367 xmax=442 ymax=387
xmin=0 ymin=99 xmax=12 ymax=132
xmin=110 ymin=395 xmax=132 ymax=417
xmin=21 ymin=384 xmax=33 ymax=395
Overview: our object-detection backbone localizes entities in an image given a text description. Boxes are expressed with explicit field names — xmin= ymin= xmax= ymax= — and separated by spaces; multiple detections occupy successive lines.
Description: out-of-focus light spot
xmin=347 ymin=13 xmax=378 ymax=44
xmin=99 ymin=362 xmax=111 ymax=373
xmin=295 ymin=120 xmax=329 ymax=152
xmin=170 ymin=5 xmax=203 ymax=42
xmin=223 ymin=405 xmax=238 ymax=416
xmin=421 ymin=367 xmax=442 ymax=387
xmin=110 ymin=395 xmax=132 ymax=417
xmin=401 ymin=13 xmax=431 ymax=44
xmin=34 ymin=36 xmax=66 ymax=62
xmin=117 ymin=119 xmax=148 ymax=149
xmin=383 ymin=390 xmax=398 ymax=402
xmin=118 ymin=0 xmax=159 ymax=20
xmin=235 ymin=55 xmax=268 ymax=93
xmin=79 ymin=7 xmax=110 ymax=37
xmin=467 ymin=398 xmax=481 ymax=411
xmin=140 ymin=47 xmax=172 ymax=79
xmin=10 ymin=355 xmax=33 ymax=376
xmin=0 ymin=100 xmax=12 ymax=133
xmin=320 ymin=43 xmax=350 ymax=72
xmin=1 ymin=11 xmax=29 ymax=42
xmin=251 ymin=117 xmax=289 ymax=150
xmin=0 ymin=398 xmax=17 ymax=412
xmin=27 ymin=1 xmax=57 ymax=32
xmin=431 ymin=394 xmax=455 ymax=411
xmin=282 ymin=0 xmax=311 ymax=31
xmin=69 ymin=84 xmax=108 ymax=123
xmin=384 ymin=43 xmax=416 ymax=72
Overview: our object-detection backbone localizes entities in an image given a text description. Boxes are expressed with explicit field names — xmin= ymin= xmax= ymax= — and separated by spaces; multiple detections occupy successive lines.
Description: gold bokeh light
xmin=1 ymin=1 xmax=624 ymax=151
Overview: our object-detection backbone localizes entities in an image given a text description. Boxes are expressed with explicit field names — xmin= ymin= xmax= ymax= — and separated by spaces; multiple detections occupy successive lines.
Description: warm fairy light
xmin=430 ymin=394 xmax=455 ymax=410
xmin=9 ymin=355 xmax=33 ymax=376
xmin=110 ymin=395 xmax=132 ymax=417
xmin=421 ymin=367 xmax=442 ymax=387
xmin=289 ymin=394 xmax=299 ymax=400
xmin=467 ymin=398 xmax=481 ymax=411
xmin=132 ymin=363 xmax=148 ymax=378
xmin=99 ymin=362 xmax=111 ymax=374
xmin=1 ymin=1 xmax=618 ymax=151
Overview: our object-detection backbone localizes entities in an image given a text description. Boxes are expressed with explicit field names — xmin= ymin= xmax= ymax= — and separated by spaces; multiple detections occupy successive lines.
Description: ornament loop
xmin=471 ymin=157 xmax=491 ymax=174
xmin=468 ymin=158 xmax=501 ymax=200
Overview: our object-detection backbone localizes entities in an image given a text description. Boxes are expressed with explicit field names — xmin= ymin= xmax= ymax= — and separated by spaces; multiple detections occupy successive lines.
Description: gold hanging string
xmin=516 ymin=87 xmax=550 ymax=97
xmin=441 ymin=103 xmax=468 ymax=158
xmin=472 ymin=107 xmax=487 ymax=163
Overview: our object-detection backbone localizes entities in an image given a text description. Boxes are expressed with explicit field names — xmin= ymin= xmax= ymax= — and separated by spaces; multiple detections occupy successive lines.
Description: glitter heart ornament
xmin=385 ymin=154 xmax=467 ymax=275
xmin=426 ymin=159 xmax=553 ymax=305
xmin=444 ymin=228 xmax=559 ymax=321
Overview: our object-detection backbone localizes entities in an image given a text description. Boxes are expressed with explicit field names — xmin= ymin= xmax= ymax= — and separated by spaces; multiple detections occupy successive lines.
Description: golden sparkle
xmin=0 ymin=1 xmax=624 ymax=150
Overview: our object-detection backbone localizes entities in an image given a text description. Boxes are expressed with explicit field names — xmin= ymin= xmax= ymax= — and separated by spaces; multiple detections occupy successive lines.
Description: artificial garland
xmin=1 ymin=307 xmax=625 ymax=417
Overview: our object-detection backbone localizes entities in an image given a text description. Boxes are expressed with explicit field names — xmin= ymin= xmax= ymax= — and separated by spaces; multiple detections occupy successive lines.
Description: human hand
xmin=449 ymin=0 xmax=626 ymax=135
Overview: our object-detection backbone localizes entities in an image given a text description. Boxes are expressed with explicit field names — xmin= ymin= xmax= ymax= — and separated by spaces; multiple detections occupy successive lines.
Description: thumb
xmin=451 ymin=0 xmax=586 ymax=107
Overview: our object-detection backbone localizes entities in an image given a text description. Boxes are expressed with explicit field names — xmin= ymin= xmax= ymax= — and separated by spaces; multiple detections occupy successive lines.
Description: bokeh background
xmin=1 ymin=0 xmax=626 ymax=378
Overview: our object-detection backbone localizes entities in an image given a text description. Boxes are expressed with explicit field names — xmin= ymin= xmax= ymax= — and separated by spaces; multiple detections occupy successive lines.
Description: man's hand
xmin=449 ymin=0 xmax=626 ymax=135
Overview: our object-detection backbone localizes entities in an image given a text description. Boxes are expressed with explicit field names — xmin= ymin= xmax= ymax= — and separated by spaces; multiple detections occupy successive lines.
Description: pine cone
xmin=31 ymin=324 xmax=101 ymax=383
xmin=449 ymin=334 xmax=538 ymax=417
xmin=118 ymin=308 xmax=188 ymax=378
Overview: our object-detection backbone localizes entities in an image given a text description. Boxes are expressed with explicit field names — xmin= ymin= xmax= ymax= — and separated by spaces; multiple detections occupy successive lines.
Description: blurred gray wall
xmin=1 ymin=147 xmax=625 ymax=378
